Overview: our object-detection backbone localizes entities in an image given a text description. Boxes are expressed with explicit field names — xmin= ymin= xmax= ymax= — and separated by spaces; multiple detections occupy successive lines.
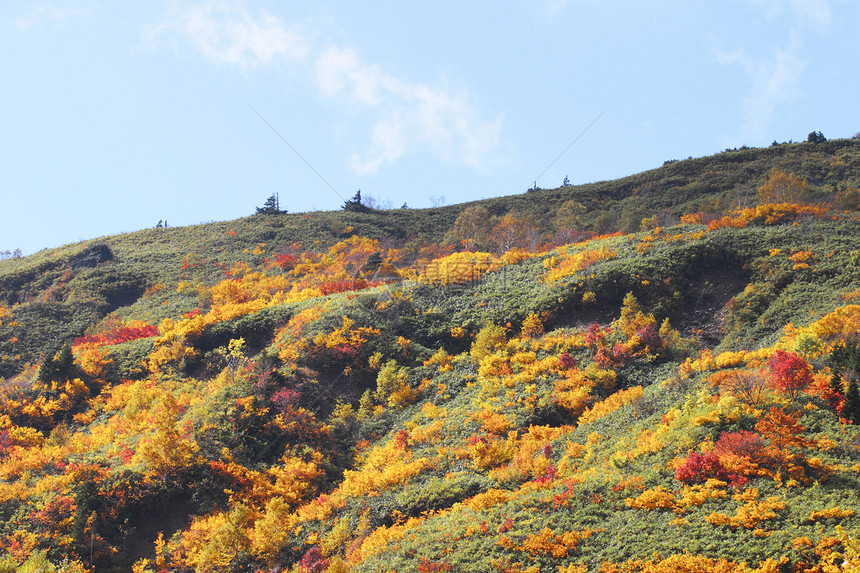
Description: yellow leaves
xmin=544 ymin=246 xmax=617 ymax=284
xmin=313 ymin=316 xmax=380 ymax=350
xmin=521 ymin=312 xmax=544 ymax=338
xmin=176 ymin=504 xmax=257 ymax=573
xmin=374 ymin=360 xmax=414 ymax=407
xmin=553 ymin=381 xmax=592 ymax=419
xmin=424 ymin=347 xmax=453 ymax=372
xmin=705 ymin=491 xmax=785 ymax=529
xmin=417 ymin=251 xmax=497 ymax=285
xmin=626 ymin=480 xmax=729 ymax=514
xmin=74 ymin=345 xmax=112 ymax=378
xmin=463 ymin=488 xmax=511 ymax=511
xmin=676 ymin=480 xmax=728 ymax=510
xmin=625 ymin=486 xmax=677 ymax=511
xmin=578 ymin=386 xmax=644 ymax=425
xmin=462 ymin=434 xmax=516 ymax=471
xmin=353 ymin=516 xmax=425 ymax=562
xmin=489 ymin=425 xmax=572 ymax=483
xmin=338 ymin=441 xmax=432 ymax=497
xmin=266 ymin=452 xmax=324 ymax=507
xmin=498 ymin=527 xmax=593 ymax=559
xmin=7 ymin=425 xmax=45 ymax=447
xmin=133 ymin=393 xmax=198 ymax=480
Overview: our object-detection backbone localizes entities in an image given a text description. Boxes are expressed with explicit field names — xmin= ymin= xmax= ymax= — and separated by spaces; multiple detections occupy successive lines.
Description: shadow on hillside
xmin=677 ymin=266 xmax=748 ymax=348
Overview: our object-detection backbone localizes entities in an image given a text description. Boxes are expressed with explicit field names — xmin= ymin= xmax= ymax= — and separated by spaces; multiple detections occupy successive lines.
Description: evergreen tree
xmin=256 ymin=193 xmax=285 ymax=214
xmin=843 ymin=378 xmax=860 ymax=425
xmin=39 ymin=343 xmax=75 ymax=385
xmin=342 ymin=190 xmax=370 ymax=213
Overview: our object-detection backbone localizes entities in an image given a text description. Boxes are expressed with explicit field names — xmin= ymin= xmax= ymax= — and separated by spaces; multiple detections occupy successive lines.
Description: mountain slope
xmin=1 ymin=139 xmax=860 ymax=572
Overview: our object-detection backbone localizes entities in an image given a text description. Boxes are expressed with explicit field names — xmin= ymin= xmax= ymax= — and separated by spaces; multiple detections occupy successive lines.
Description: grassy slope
xmin=1 ymin=139 xmax=860 ymax=571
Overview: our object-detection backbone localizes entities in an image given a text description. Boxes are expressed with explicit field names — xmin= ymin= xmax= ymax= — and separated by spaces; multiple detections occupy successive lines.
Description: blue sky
xmin=2 ymin=0 xmax=858 ymax=255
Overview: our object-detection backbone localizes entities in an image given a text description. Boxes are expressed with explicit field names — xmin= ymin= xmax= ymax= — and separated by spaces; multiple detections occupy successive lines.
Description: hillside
xmin=1 ymin=139 xmax=860 ymax=572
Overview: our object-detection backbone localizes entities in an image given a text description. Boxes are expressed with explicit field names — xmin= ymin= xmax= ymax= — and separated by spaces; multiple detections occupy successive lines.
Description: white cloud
xmin=317 ymin=46 xmax=502 ymax=173
xmin=147 ymin=2 xmax=502 ymax=172
xmin=14 ymin=4 xmax=89 ymax=30
xmin=714 ymin=32 xmax=805 ymax=141
xmin=747 ymin=0 xmax=832 ymax=30
xmin=143 ymin=1 xmax=310 ymax=71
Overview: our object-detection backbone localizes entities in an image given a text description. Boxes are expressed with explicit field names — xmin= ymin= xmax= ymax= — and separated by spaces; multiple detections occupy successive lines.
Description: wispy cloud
xmin=14 ymin=3 xmax=89 ymax=30
xmin=714 ymin=33 xmax=805 ymax=141
xmin=316 ymin=46 xmax=503 ymax=173
xmin=143 ymin=1 xmax=311 ymax=71
xmin=747 ymin=0 xmax=832 ymax=30
xmin=147 ymin=1 xmax=503 ymax=173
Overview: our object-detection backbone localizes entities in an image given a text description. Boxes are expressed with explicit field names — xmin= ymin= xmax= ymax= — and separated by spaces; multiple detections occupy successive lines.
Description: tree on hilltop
xmin=256 ymin=193 xmax=286 ymax=214
xmin=342 ymin=190 xmax=370 ymax=213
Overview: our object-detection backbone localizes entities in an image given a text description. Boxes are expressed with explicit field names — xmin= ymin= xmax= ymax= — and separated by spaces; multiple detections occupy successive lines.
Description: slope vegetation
xmin=1 ymin=140 xmax=860 ymax=572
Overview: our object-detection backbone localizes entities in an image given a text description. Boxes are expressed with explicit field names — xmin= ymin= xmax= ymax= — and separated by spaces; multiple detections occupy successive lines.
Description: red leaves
xmin=272 ymin=253 xmax=298 ymax=270
xmin=674 ymin=451 xmax=746 ymax=487
xmin=417 ymin=557 xmax=454 ymax=573
xmin=299 ymin=546 xmax=329 ymax=573
xmin=73 ymin=324 xmax=159 ymax=348
xmin=394 ymin=429 xmax=410 ymax=451
xmin=584 ymin=324 xmax=606 ymax=349
xmin=714 ymin=430 xmax=765 ymax=460
xmin=271 ymin=388 xmax=300 ymax=418
xmin=767 ymin=350 xmax=813 ymax=399
xmin=318 ymin=279 xmax=380 ymax=295
xmin=558 ymin=352 xmax=578 ymax=369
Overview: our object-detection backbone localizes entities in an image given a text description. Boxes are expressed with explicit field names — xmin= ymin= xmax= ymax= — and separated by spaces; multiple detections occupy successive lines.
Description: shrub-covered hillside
xmin=2 ymin=139 xmax=860 ymax=572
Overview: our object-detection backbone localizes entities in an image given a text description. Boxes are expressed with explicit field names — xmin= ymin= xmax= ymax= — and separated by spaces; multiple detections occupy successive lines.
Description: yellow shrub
xmin=464 ymin=488 xmax=510 ymax=511
xmin=578 ymin=386 xmax=643 ymax=425
xmin=625 ymin=486 xmax=677 ymax=511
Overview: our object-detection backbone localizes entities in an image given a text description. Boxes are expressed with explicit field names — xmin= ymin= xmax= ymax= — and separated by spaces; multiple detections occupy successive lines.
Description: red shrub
xmin=319 ymin=279 xmax=370 ymax=295
xmin=675 ymin=451 xmax=745 ymax=486
xmin=299 ymin=547 xmax=329 ymax=573
xmin=272 ymin=253 xmax=298 ymax=270
xmin=585 ymin=324 xmax=606 ymax=349
xmin=73 ymin=324 xmax=159 ymax=348
xmin=271 ymin=388 xmax=300 ymax=418
xmin=559 ymin=352 xmax=577 ymax=369
xmin=714 ymin=430 xmax=765 ymax=459
xmin=767 ymin=350 xmax=813 ymax=399
xmin=418 ymin=558 xmax=454 ymax=573
xmin=635 ymin=324 xmax=662 ymax=352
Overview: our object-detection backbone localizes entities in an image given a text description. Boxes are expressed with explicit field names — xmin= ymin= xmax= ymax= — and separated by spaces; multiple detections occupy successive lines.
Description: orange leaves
xmin=498 ymin=527 xmax=593 ymax=559
xmin=705 ymin=203 xmax=828 ymax=231
xmin=461 ymin=433 xmax=516 ymax=471
xmin=705 ymin=488 xmax=785 ymax=530
xmin=712 ymin=369 xmax=769 ymax=406
xmin=808 ymin=506 xmax=855 ymax=522
xmin=757 ymin=168 xmax=810 ymax=204
xmin=473 ymin=407 xmax=512 ymax=435
xmin=624 ymin=485 xmax=677 ymax=511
